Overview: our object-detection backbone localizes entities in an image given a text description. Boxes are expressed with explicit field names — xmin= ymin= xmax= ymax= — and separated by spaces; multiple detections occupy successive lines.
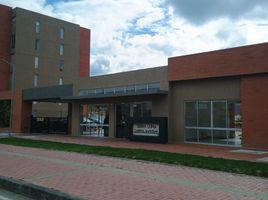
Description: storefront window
xmin=130 ymin=102 xmax=152 ymax=118
xmin=185 ymin=101 xmax=197 ymax=127
xmin=198 ymin=101 xmax=211 ymax=127
xmin=184 ymin=100 xmax=242 ymax=146
xmin=80 ymin=104 xmax=109 ymax=137
xmin=213 ymin=101 xmax=227 ymax=128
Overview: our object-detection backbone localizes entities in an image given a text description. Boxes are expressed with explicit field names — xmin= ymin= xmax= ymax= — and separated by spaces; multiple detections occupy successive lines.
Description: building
xmin=0 ymin=4 xmax=90 ymax=132
xmin=0 ymin=4 xmax=267 ymax=150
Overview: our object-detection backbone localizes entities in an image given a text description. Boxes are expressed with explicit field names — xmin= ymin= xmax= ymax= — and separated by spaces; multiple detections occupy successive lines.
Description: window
xmin=11 ymin=35 xmax=16 ymax=48
xmin=198 ymin=101 xmax=211 ymax=127
xmin=32 ymin=110 xmax=37 ymax=117
xmin=58 ymin=111 xmax=63 ymax=118
xmin=59 ymin=77 xmax=63 ymax=85
xmin=130 ymin=102 xmax=152 ymax=118
xmin=35 ymin=39 xmax=40 ymax=50
xmin=11 ymin=17 xmax=16 ymax=48
xmin=60 ymin=28 xmax=64 ymax=39
xmin=35 ymin=21 xmax=40 ymax=33
xmin=34 ymin=74 xmax=39 ymax=87
xmin=59 ymin=60 xmax=64 ymax=71
xmin=213 ymin=101 xmax=227 ymax=128
xmin=11 ymin=17 xmax=16 ymax=33
xmin=184 ymin=100 xmax=242 ymax=146
xmin=185 ymin=101 xmax=197 ymax=127
xmin=34 ymin=57 xmax=39 ymax=68
xmin=60 ymin=44 xmax=64 ymax=55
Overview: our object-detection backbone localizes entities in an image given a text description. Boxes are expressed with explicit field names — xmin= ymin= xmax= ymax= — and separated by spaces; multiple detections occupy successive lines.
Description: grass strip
xmin=0 ymin=137 xmax=267 ymax=178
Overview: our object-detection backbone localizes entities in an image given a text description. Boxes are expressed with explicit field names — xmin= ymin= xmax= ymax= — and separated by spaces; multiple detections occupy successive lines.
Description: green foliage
xmin=0 ymin=137 xmax=267 ymax=177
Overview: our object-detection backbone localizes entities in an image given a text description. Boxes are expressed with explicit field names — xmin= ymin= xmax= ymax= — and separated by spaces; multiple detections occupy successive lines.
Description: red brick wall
xmin=0 ymin=5 xmax=12 ymax=91
xmin=12 ymin=89 xmax=32 ymax=133
xmin=79 ymin=27 xmax=90 ymax=77
xmin=0 ymin=91 xmax=12 ymax=99
xmin=168 ymin=43 xmax=268 ymax=81
xmin=241 ymin=74 xmax=268 ymax=150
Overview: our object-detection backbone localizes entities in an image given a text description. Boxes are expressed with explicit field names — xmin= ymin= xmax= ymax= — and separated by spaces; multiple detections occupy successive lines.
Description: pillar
xmin=108 ymin=104 xmax=115 ymax=138
xmin=71 ymin=101 xmax=80 ymax=136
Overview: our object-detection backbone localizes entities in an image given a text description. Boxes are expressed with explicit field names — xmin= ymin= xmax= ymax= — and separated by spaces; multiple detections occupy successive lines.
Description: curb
xmin=0 ymin=176 xmax=84 ymax=200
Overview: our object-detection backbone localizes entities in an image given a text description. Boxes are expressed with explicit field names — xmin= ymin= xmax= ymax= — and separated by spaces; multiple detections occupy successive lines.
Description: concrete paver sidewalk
xmin=0 ymin=144 xmax=267 ymax=200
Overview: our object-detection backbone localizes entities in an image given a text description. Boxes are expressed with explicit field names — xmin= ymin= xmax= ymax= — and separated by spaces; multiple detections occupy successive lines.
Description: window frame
xmin=35 ymin=21 xmax=40 ymax=33
xmin=184 ymin=99 xmax=242 ymax=146
xmin=60 ymin=27 xmax=64 ymax=39
xmin=34 ymin=74 xmax=39 ymax=87
xmin=59 ymin=77 xmax=63 ymax=85
xmin=59 ymin=44 xmax=64 ymax=55
xmin=35 ymin=39 xmax=40 ymax=50
xmin=34 ymin=56 xmax=39 ymax=69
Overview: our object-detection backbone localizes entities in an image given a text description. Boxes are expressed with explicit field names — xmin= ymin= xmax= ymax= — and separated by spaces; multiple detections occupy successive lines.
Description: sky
xmin=1 ymin=0 xmax=268 ymax=76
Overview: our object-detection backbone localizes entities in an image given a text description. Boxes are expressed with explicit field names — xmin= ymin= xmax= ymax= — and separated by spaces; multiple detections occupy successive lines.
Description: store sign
xmin=133 ymin=123 xmax=159 ymax=137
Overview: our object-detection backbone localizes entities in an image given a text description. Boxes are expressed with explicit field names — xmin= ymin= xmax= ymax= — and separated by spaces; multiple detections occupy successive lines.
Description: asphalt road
xmin=0 ymin=188 xmax=33 ymax=200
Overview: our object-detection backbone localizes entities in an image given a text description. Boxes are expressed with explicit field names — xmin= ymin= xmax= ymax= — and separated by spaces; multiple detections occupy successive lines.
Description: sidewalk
xmin=0 ymin=144 xmax=267 ymax=200
xmin=17 ymin=134 xmax=268 ymax=162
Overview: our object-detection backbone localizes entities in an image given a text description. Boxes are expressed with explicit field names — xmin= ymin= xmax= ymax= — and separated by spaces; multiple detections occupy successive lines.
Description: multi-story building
xmin=0 ymin=4 xmax=90 ymax=132
xmin=0 ymin=4 xmax=267 ymax=150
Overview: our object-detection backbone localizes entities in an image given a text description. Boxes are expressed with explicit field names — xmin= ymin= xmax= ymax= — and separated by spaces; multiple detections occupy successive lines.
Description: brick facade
xmin=79 ymin=27 xmax=90 ymax=77
xmin=12 ymin=89 xmax=32 ymax=133
xmin=0 ymin=4 xmax=11 ymax=91
xmin=168 ymin=43 xmax=268 ymax=81
xmin=241 ymin=74 xmax=268 ymax=149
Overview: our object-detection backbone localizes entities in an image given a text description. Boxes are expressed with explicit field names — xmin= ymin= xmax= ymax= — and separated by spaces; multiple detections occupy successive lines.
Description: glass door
xmin=116 ymin=104 xmax=130 ymax=138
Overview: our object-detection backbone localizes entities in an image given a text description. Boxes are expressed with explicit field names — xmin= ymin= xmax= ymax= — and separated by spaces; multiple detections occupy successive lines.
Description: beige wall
xmin=168 ymin=77 xmax=240 ymax=143
xmin=12 ymin=8 xmax=82 ymax=118
xmin=13 ymin=8 xmax=80 ymax=89
xmin=73 ymin=66 xmax=169 ymax=128
xmin=32 ymin=102 xmax=68 ymax=117
xmin=75 ymin=66 xmax=169 ymax=94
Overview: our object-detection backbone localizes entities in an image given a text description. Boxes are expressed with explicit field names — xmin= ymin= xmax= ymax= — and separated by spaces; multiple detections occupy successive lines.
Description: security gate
xmin=30 ymin=117 xmax=68 ymax=134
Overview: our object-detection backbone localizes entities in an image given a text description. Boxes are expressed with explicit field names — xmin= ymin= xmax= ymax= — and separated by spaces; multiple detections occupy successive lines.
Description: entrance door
xmin=116 ymin=104 xmax=130 ymax=138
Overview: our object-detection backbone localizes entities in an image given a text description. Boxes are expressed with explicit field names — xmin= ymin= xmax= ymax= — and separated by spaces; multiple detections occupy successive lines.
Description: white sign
xmin=133 ymin=123 xmax=159 ymax=137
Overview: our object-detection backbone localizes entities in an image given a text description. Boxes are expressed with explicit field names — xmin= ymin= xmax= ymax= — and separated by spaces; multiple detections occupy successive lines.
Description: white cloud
xmin=1 ymin=0 xmax=268 ymax=75
xmin=136 ymin=9 xmax=165 ymax=29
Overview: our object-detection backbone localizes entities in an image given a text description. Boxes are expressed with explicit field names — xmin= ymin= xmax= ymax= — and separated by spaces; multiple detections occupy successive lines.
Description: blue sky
xmin=1 ymin=0 xmax=268 ymax=76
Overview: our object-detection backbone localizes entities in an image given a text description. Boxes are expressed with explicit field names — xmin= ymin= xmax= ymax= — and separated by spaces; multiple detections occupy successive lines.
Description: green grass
xmin=0 ymin=137 xmax=268 ymax=178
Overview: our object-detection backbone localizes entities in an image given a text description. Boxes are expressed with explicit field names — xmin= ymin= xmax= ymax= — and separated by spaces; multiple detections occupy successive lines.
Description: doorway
xmin=116 ymin=102 xmax=153 ymax=138
xmin=116 ymin=104 xmax=130 ymax=138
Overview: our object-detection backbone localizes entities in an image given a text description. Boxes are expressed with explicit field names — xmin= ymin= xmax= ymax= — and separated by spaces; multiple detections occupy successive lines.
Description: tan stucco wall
xmin=32 ymin=102 xmax=68 ymax=117
xmin=168 ymin=77 xmax=240 ymax=143
xmin=13 ymin=8 xmax=80 ymax=90
xmin=73 ymin=66 xmax=169 ymax=124
xmin=75 ymin=66 xmax=168 ymax=94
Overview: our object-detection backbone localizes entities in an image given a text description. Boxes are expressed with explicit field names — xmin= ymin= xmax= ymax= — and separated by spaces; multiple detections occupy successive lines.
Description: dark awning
xmin=23 ymin=84 xmax=73 ymax=102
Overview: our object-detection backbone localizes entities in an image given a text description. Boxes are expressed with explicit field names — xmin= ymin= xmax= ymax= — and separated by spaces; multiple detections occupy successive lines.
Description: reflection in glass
xmin=185 ymin=129 xmax=198 ymax=142
xmin=198 ymin=101 xmax=211 ymax=127
xmin=213 ymin=101 xmax=226 ymax=128
xmin=185 ymin=101 xmax=197 ymax=127
xmin=79 ymin=104 xmax=109 ymax=137
xmin=184 ymin=100 xmax=242 ymax=146
xmin=199 ymin=129 xmax=212 ymax=143
xmin=213 ymin=130 xmax=228 ymax=145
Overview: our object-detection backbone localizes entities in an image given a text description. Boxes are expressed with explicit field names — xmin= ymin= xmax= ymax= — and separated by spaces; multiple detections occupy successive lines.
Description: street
xmin=0 ymin=188 xmax=33 ymax=200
